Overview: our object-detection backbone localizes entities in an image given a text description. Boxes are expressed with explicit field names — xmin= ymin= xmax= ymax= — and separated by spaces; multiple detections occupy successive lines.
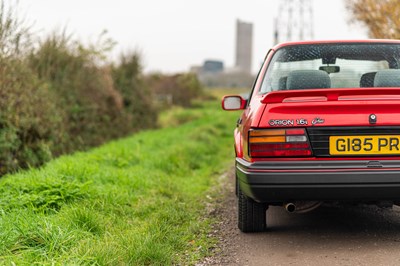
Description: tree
xmin=347 ymin=0 xmax=400 ymax=39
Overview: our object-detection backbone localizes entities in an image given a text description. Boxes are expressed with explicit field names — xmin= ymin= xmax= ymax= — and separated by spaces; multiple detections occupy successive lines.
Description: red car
xmin=222 ymin=40 xmax=400 ymax=232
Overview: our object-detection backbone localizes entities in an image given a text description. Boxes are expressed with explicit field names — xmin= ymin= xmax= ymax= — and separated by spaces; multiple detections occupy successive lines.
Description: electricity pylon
xmin=274 ymin=0 xmax=314 ymax=45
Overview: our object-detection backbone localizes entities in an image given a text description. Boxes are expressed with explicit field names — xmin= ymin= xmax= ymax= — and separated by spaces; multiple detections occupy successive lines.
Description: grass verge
xmin=0 ymin=100 xmax=239 ymax=265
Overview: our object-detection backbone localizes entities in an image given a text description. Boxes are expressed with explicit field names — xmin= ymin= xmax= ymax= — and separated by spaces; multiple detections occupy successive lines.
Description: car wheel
xmin=238 ymin=187 xmax=267 ymax=232
xmin=235 ymin=174 xmax=239 ymax=197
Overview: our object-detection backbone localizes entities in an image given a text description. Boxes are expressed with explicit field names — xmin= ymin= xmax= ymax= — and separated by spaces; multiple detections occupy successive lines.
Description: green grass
xmin=0 ymin=100 xmax=239 ymax=265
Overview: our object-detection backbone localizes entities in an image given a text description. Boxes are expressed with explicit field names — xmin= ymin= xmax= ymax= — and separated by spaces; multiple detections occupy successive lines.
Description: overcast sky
xmin=16 ymin=0 xmax=367 ymax=74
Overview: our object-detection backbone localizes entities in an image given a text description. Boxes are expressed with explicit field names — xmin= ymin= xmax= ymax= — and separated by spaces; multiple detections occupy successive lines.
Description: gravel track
xmin=200 ymin=169 xmax=400 ymax=266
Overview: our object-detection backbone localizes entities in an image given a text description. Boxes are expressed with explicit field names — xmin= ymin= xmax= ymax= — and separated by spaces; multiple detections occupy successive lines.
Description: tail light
xmin=249 ymin=128 xmax=312 ymax=157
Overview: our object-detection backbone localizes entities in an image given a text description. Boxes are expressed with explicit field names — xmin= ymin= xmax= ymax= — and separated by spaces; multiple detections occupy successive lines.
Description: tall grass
xmin=0 ymin=100 xmax=238 ymax=264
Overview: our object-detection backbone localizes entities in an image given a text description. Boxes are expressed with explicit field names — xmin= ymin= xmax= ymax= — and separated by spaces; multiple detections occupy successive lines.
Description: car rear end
xmin=239 ymin=87 xmax=400 ymax=204
xmin=224 ymin=40 xmax=400 ymax=232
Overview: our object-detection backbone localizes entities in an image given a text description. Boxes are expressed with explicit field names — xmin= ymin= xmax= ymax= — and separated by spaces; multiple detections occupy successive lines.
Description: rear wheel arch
xmin=234 ymin=129 xmax=243 ymax=158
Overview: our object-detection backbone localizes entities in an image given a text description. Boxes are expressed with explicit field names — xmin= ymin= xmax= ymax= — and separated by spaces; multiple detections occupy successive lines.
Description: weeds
xmin=0 ymin=100 xmax=238 ymax=264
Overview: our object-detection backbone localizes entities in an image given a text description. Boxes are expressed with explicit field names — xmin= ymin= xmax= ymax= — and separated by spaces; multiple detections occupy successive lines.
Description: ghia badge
xmin=312 ymin=117 xmax=325 ymax=125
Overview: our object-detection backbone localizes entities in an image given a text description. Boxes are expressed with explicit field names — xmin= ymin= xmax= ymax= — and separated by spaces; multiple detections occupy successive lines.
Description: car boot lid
xmin=259 ymin=88 xmax=400 ymax=128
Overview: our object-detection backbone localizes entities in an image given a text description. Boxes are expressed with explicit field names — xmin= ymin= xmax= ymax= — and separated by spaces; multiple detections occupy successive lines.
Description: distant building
xmin=189 ymin=19 xmax=255 ymax=88
xmin=190 ymin=59 xmax=224 ymax=75
xmin=203 ymin=60 xmax=224 ymax=73
xmin=190 ymin=65 xmax=202 ymax=74
xmin=235 ymin=19 xmax=253 ymax=74
xmin=190 ymin=62 xmax=254 ymax=88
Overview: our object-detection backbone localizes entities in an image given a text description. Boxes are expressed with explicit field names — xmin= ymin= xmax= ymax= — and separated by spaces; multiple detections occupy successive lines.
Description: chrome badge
xmin=311 ymin=117 xmax=325 ymax=125
xmin=369 ymin=114 xmax=377 ymax=124
xmin=269 ymin=119 xmax=294 ymax=127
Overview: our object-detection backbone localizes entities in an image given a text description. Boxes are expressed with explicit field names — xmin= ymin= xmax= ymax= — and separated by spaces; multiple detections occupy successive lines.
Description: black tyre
xmin=238 ymin=187 xmax=267 ymax=232
xmin=235 ymin=174 xmax=239 ymax=197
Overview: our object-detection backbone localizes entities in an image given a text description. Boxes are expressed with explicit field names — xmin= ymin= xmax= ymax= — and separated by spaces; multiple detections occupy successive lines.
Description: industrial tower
xmin=274 ymin=0 xmax=314 ymax=45
xmin=235 ymin=19 xmax=253 ymax=74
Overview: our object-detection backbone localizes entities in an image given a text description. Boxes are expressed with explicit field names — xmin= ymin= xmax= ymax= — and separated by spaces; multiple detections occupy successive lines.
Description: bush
xmin=28 ymin=33 xmax=129 ymax=153
xmin=0 ymin=57 xmax=62 ymax=174
xmin=0 ymin=1 xmax=64 ymax=174
xmin=147 ymin=73 xmax=204 ymax=108
xmin=0 ymin=3 xmax=159 ymax=175
xmin=0 ymin=1 xmax=31 ymax=58
xmin=112 ymin=52 xmax=157 ymax=130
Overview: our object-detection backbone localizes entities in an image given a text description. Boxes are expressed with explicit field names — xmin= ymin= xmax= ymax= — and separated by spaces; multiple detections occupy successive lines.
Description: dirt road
xmin=202 ymin=172 xmax=400 ymax=266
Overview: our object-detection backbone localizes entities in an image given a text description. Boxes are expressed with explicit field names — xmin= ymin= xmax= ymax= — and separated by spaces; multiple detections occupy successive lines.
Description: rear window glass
xmin=260 ymin=43 xmax=400 ymax=93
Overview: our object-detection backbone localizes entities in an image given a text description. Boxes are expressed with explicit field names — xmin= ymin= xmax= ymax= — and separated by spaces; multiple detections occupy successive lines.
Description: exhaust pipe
xmin=284 ymin=203 xmax=296 ymax=213
xmin=283 ymin=201 xmax=322 ymax=213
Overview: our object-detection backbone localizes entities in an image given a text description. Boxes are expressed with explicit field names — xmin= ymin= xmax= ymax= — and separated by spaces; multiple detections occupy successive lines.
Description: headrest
xmin=286 ymin=70 xmax=331 ymax=90
xmin=278 ymin=76 xmax=288 ymax=90
xmin=374 ymin=69 xmax=400 ymax=87
xmin=360 ymin=72 xmax=376 ymax=88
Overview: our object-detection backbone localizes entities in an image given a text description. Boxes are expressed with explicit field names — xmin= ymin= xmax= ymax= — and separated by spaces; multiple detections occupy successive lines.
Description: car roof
xmin=269 ymin=40 xmax=400 ymax=62
xmin=272 ymin=39 xmax=400 ymax=50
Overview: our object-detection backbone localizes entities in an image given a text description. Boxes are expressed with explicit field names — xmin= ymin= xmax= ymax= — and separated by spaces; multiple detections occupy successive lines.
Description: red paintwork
xmin=223 ymin=40 xmax=400 ymax=163
xmin=261 ymin=87 xmax=400 ymax=104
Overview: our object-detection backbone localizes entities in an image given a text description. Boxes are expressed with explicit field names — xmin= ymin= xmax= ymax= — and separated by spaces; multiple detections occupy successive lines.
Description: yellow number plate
xmin=329 ymin=135 xmax=400 ymax=155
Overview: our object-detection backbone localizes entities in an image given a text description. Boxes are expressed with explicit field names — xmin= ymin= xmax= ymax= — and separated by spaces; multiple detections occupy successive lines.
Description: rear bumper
xmin=236 ymin=158 xmax=400 ymax=203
